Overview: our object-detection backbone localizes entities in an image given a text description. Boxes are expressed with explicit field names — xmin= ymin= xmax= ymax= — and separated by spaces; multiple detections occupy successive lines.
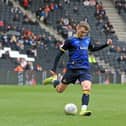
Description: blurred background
xmin=0 ymin=0 xmax=126 ymax=85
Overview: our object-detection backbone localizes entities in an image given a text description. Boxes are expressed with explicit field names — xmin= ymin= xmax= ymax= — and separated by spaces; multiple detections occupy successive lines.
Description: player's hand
xmin=50 ymin=69 xmax=57 ymax=76
xmin=107 ymin=39 xmax=112 ymax=45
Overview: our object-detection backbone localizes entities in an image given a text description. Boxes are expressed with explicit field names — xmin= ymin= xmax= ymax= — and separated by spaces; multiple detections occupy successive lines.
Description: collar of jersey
xmin=73 ymin=34 xmax=83 ymax=39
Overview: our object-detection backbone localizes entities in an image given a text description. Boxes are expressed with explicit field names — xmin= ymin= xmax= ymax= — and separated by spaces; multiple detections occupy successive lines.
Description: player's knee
xmin=56 ymin=88 xmax=64 ymax=93
xmin=83 ymin=83 xmax=91 ymax=94
xmin=56 ymin=86 xmax=64 ymax=93
xmin=83 ymin=82 xmax=91 ymax=91
xmin=56 ymin=84 xmax=67 ymax=93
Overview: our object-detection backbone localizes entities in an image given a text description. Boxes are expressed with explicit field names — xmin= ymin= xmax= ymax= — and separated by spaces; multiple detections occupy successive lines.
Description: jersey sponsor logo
xmin=80 ymin=46 xmax=88 ymax=50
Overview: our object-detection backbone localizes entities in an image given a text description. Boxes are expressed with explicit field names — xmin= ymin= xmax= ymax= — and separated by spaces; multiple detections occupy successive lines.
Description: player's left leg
xmin=80 ymin=80 xmax=92 ymax=116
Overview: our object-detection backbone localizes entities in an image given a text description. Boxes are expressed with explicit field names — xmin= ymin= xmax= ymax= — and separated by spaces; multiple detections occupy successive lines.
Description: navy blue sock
xmin=53 ymin=80 xmax=60 ymax=88
xmin=81 ymin=94 xmax=89 ymax=105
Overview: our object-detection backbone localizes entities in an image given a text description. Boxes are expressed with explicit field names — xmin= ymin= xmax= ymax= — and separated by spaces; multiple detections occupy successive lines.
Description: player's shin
xmin=80 ymin=90 xmax=92 ymax=116
xmin=52 ymin=80 xmax=60 ymax=88
xmin=81 ymin=90 xmax=90 ymax=111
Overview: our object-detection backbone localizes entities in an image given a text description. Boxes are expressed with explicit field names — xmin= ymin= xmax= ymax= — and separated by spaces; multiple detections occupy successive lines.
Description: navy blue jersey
xmin=61 ymin=36 xmax=91 ymax=69
xmin=52 ymin=36 xmax=108 ymax=72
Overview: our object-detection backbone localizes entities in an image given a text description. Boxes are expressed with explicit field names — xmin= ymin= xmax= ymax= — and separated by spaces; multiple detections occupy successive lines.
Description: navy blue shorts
xmin=61 ymin=69 xmax=92 ymax=85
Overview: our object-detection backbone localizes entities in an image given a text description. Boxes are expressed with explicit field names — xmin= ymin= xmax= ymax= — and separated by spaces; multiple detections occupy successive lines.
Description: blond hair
xmin=77 ymin=21 xmax=91 ymax=32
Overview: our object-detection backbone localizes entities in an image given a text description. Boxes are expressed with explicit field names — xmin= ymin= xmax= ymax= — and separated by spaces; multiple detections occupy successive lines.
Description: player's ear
xmin=76 ymin=24 xmax=79 ymax=30
xmin=85 ymin=30 xmax=89 ymax=33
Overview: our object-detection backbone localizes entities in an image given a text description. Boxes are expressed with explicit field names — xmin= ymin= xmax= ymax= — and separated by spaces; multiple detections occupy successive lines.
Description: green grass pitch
xmin=0 ymin=84 xmax=126 ymax=126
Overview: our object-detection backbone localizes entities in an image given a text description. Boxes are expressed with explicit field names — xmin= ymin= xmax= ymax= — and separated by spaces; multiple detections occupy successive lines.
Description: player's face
xmin=77 ymin=26 xmax=88 ymax=38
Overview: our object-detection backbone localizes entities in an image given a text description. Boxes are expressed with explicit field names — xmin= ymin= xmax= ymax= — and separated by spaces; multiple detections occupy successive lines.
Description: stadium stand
xmin=0 ymin=0 xmax=60 ymax=71
xmin=0 ymin=0 xmax=126 ymax=84
xmin=113 ymin=0 xmax=126 ymax=22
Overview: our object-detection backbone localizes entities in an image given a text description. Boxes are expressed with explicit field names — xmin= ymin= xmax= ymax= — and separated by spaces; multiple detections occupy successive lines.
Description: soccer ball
xmin=64 ymin=103 xmax=78 ymax=115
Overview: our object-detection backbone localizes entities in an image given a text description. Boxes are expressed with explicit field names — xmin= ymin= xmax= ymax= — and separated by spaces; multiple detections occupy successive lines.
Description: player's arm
xmin=51 ymin=39 xmax=70 ymax=73
xmin=51 ymin=50 xmax=64 ymax=73
xmin=89 ymin=39 xmax=112 ymax=52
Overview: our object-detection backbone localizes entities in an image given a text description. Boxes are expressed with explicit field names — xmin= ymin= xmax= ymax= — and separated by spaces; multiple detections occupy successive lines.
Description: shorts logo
xmin=62 ymin=79 xmax=67 ymax=83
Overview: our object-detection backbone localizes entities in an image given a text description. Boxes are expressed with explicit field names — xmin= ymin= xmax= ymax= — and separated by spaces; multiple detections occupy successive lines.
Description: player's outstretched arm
xmin=89 ymin=39 xmax=113 ymax=52
xmin=106 ymin=39 xmax=113 ymax=45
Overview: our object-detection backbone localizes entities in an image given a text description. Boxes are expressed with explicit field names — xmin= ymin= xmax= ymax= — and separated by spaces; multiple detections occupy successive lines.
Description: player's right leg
xmin=52 ymin=69 xmax=75 ymax=93
xmin=43 ymin=74 xmax=57 ymax=85
xmin=52 ymin=78 xmax=68 ymax=93
xmin=55 ymin=83 xmax=68 ymax=93
xmin=52 ymin=73 xmax=70 ymax=92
